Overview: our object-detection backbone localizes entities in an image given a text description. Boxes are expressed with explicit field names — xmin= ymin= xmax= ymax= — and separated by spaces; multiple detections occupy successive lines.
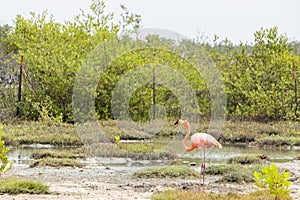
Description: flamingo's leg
xmin=199 ymin=149 xmax=202 ymax=189
xmin=202 ymin=148 xmax=206 ymax=190
xmin=199 ymin=149 xmax=204 ymax=190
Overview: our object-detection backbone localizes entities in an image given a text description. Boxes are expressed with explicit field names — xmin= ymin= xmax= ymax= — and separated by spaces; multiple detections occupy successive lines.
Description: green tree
xmin=225 ymin=27 xmax=300 ymax=120
xmin=4 ymin=0 xmax=140 ymax=122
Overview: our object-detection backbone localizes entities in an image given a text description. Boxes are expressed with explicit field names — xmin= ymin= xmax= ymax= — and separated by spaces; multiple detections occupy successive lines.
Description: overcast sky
xmin=0 ymin=0 xmax=299 ymax=44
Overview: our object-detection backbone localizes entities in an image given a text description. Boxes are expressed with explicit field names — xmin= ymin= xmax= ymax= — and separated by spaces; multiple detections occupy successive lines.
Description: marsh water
xmin=8 ymin=143 xmax=300 ymax=167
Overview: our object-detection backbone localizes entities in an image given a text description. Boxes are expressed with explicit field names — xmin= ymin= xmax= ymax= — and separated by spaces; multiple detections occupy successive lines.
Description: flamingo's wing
xmin=191 ymin=133 xmax=222 ymax=149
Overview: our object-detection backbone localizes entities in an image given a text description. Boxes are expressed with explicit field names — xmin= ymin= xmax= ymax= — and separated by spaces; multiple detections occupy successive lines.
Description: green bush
xmin=254 ymin=163 xmax=291 ymax=199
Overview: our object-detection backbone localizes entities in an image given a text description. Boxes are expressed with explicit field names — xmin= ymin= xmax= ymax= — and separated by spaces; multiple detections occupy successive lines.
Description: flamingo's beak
xmin=174 ymin=120 xmax=179 ymax=125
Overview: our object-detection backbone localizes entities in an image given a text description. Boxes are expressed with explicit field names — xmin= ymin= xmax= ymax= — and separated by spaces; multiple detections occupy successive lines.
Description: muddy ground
xmin=2 ymin=158 xmax=300 ymax=200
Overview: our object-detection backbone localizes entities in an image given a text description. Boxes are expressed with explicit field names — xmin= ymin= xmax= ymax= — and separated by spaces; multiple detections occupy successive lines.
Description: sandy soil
xmin=1 ymin=158 xmax=300 ymax=200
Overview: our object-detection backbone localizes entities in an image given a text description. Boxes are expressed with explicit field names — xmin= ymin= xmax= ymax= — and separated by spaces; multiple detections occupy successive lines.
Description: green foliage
xmin=114 ymin=135 xmax=120 ymax=144
xmin=1 ymin=0 xmax=300 ymax=122
xmin=0 ymin=125 xmax=13 ymax=177
xmin=0 ymin=177 xmax=49 ymax=194
xmin=254 ymin=163 xmax=291 ymax=199
xmin=3 ymin=0 xmax=140 ymax=122
xmin=223 ymin=27 xmax=300 ymax=120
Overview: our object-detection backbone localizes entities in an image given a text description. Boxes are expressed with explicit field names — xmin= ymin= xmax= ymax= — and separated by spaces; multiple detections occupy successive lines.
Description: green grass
xmin=132 ymin=165 xmax=198 ymax=179
xmin=151 ymin=189 xmax=293 ymax=200
xmin=118 ymin=141 xmax=167 ymax=153
xmin=0 ymin=177 xmax=49 ymax=194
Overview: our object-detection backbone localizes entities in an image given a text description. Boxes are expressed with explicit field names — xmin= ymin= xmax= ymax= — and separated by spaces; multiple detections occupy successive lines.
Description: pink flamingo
xmin=174 ymin=119 xmax=222 ymax=190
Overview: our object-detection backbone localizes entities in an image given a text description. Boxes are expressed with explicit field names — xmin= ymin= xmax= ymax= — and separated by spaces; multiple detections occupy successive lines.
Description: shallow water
xmin=7 ymin=144 xmax=300 ymax=166
xmin=181 ymin=144 xmax=300 ymax=163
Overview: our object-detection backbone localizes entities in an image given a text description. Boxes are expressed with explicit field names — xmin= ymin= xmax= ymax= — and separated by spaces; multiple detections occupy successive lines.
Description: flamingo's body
xmin=185 ymin=133 xmax=222 ymax=151
xmin=175 ymin=119 xmax=222 ymax=190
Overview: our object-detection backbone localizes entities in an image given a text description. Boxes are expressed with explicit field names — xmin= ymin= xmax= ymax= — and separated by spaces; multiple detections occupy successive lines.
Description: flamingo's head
xmin=174 ymin=119 xmax=188 ymax=128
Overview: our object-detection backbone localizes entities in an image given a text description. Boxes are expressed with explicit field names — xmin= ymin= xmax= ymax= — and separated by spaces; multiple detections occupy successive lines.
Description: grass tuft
xmin=133 ymin=165 xmax=198 ymax=179
xmin=218 ymin=170 xmax=254 ymax=184
xmin=31 ymin=149 xmax=86 ymax=159
xmin=227 ymin=154 xmax=268 ymax=165
xmin=30 ymin=157 xmax=84 ymax=168
xmin=0 ymin=177 xmax=49 ymax=194
xmin=205 ymin=164 xmax=236 ymax=175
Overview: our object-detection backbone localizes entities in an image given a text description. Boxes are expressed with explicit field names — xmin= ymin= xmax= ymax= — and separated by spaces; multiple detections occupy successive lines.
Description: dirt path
xmin=2 ymin=159 xmax=300 ymax=200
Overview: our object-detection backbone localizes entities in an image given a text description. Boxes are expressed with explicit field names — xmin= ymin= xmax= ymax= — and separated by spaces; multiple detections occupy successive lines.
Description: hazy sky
xmin=0 ymin=0 xmax=299 ymax=44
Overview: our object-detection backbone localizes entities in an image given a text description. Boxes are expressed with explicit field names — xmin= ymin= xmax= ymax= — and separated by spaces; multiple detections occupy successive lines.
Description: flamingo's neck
xmin=182 ymin=121 xmax=193 ymax=151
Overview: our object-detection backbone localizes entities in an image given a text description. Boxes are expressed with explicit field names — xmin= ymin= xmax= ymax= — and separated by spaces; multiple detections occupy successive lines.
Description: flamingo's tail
xmin=215 ymin=141 xmax=222 ymax=149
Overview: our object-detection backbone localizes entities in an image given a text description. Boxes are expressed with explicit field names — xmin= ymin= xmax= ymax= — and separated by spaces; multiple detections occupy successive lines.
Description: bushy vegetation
xmin=0 ymin=1 xmax=299 ymax=122
xmin=254 ymin=163 xmax=291 ymax=199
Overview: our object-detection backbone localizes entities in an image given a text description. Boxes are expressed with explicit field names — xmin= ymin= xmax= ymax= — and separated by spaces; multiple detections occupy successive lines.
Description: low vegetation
xmin=2 ymin=121 xmax=82 ymax=147
xmin=132 ymin=165 xmax=198 ymax=179
xmin=218 ymin=169 xmax=254 ymax=184
xmin=30 ymin=157 xmax=84 ymax=168
xmin=256 ymin=135 xmax=300 ymax=147
xmin=30 ymin=149 xmax=86 ymax=168
xmin=151 ymin=189 xmax=293 ymax=200
xmin=0 ymin=177 xmax=49 ymax=194
xmin=227 ymin=154 xmax=268 ymax=165
xmin=133 ymin=162 xmax=265 ymax=185
xmin=31 ymin=148 xmax=86 ymax=159
xmin=2 ymin=120 xmax=300 ymax=148
xmin=83 ymin=142 xmax=176 ymax=160
xmin=205 ymin=164 xmax=236 ymax=175
xmin=206 ymin=164 xmax=263 ymax=184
